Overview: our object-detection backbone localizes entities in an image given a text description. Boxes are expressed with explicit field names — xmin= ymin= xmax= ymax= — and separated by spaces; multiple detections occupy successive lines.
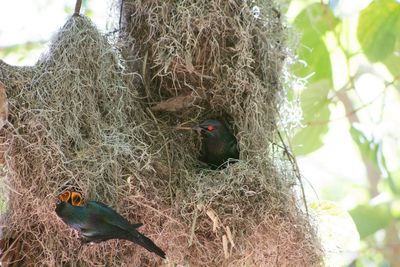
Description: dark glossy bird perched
xmin=192 ymin=119 xmax=239 ymax=169
xmin=55 ymin=193 xmax=166 ymax=259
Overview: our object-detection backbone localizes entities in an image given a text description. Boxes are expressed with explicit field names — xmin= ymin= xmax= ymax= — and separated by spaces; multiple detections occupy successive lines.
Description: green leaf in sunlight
xmin=350 ymin=124 xmax=398 ymax=195
xmin=349 ymin=125 xmax=377 ymax=161
xmin=382 ymin=38 xmax=400 ymax=77
xmin=292 ymin=80 xmax=331 ymax=155
xmin=390 ymin=198 xmax=400 ymax=218
xmin=358 ymin=0 xmax=400 ymax=62
xmin=64 ymin=6 xmax=73 ymax=15
xmin=295 ymin=3 xmax=340 ymax=35
xmin=2 ymin=43 xmax=41 ymax=54
xmin=293 ymin=3 xmax=340 ymax=84
xmin=0 ymin=42 xmax=44 ymax=64
xmin=349 ymin=203 xmax=391 ymax=239
xmin=385 ymin=169 xmax=400 ymax=198
xmin=291 ymin=4 xmax=338 ymax=155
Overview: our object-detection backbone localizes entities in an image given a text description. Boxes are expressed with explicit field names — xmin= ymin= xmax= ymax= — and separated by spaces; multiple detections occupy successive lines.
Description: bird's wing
xmin=87 ymin=201 xmax=137 ymax=231
xmin=228 ymin=137 xmax=239 ymax=155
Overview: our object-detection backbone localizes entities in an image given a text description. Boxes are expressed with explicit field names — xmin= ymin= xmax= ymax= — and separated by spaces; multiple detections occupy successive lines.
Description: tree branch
xmin=74 ymin=0 xmax=82 ymax=16
xmin=336 ymin=88 xmax=380 ymax=197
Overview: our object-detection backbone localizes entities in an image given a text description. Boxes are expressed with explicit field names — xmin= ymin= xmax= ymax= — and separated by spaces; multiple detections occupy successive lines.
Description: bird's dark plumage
xmin=192 ymin=119 xmax=239 ymax=169
xmin=55 ymin=200 xmax=166 ymax=258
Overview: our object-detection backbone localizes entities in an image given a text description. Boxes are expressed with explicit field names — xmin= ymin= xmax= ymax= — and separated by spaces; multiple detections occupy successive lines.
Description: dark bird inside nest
xmin=192 ymin=119 xmax=239 ymax=170
xmin=55 ymin=191 xmax=166 ymax=259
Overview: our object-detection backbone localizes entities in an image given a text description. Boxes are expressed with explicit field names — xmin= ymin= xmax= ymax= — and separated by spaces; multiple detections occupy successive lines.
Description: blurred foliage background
xmin=1 ymin=0 xmax=399 ymax=266
xmin=287 ymin=0 xmax=400 ymax=266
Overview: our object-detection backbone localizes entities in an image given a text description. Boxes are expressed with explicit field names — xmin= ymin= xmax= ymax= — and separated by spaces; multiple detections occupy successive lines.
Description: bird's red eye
xmin=207 ymin=125 xmax=215 ymax=131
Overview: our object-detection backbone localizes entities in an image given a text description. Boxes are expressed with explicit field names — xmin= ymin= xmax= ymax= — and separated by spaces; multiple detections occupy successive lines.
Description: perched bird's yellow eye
xmin=58 ymin=191 xmax=71 ymax=202
xmin=71 ymin=191 xmax=83 ymax=206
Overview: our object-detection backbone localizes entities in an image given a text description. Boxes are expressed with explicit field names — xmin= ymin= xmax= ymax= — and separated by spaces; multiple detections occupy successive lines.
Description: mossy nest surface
xmin=0 ymin=1 xmax=322 ymax=266
xmin=0 ymin=16 xmax=161 ymax=266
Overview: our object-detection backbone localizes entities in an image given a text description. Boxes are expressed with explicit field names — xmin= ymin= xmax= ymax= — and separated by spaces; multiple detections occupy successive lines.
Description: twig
xmin=0 ymin=232 xmax=23 ymax=263
xmin=277 ymin=130 xmax=309 ymax=215
xmin=105 ymin=29 xmax=121 ymax=37
xmin=222 ymin=235 xmax=229 ymax=259
xmin=188 ymin=208 xmax=198 ymax=246
xmin=74 ymin=0 xmax=82 ymax=16
xmin=143 ymin=50 xmax=151 ymax=98
xmin=119 ymin=0 xmax=124 ymax=32
xmin=336 ymin=87 xmax=380 ymax=197
xmin=146 ymin=108 xmax=174 ymax=206
xmin=307 ymin=74 xmax=400 ymax=125
xmin=130 ymin=196 xmax=184 ymax=226
xmin=175 ymin=126 xmax=192 ymax=131
xmin=225 ymin=226 xmax=235 ymax=247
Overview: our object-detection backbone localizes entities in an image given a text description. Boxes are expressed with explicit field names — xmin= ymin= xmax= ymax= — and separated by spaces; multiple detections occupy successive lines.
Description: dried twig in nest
xmin=150 ymin=93 xmax=197 ymax=112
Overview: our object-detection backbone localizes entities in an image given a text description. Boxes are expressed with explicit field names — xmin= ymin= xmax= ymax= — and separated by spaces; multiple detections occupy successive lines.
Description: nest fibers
xmin=121 ymin=0 xmax=322 ymax=265
xmin=0 ymin=2 xmax=322 ymax=267
xmin=0 ymin=16 xmax=161 ymax=265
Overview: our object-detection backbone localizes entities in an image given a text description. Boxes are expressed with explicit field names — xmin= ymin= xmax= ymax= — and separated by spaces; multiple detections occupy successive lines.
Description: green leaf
xmin=292 ymin=80 xmax=331 ymax=155
xmin=0 ymin=42 xmax=44 ymax=64
xmin=295 ymin=3 xmax=339 ymax=35
xmin=391 ymin=168 xmax=400 ymax=188
xmin=293 ymin=3 xmax=340 ymax=84
xmin=349 ymin=203 xmax=391 ymax=239
xmin=350 ymin=124 xmax=398 ymax=195
xmin=390 ymin=197 xmax=400 ymax=218
xmin=349 ymin=124 xmax=376 ymax=161
xmin=358 ymin=0 xmax=400 ymax=62
xmin=290 ymin=4 xmax=338 ymax=156
xmin=382 ymin=38 xmax=400 ymax=77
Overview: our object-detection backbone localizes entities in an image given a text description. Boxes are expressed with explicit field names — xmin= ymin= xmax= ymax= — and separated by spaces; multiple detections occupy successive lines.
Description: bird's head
xmin=58 ymin=191 xmax=71 ymax=203
xmin=192 ymin=119 xmax=225 ymax=139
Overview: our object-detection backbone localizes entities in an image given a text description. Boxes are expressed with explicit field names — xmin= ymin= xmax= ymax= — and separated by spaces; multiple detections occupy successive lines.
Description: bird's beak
xmin=191 ymin=125 xmax=205 ymax=132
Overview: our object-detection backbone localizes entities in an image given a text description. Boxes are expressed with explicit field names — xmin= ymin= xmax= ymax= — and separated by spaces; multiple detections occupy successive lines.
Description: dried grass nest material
xmin=0 ymin=1 xmax=322 ymax=266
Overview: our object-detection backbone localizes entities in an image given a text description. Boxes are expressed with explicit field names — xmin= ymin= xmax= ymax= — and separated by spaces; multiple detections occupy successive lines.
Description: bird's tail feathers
xmin=129 ymin=231 xmax=166 ymax=259
xmin=129 ymin=223 xmax=143 ymax=229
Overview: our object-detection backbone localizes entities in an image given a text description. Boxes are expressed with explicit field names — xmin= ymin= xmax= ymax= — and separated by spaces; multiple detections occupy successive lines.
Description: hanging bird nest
xmin=0 ymin=16 xmax=163 ymax=266
xmin=0 ymin=0 xmax=323 ymax=266
xmin=120 ymin=0 xmax=322 ymax=265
